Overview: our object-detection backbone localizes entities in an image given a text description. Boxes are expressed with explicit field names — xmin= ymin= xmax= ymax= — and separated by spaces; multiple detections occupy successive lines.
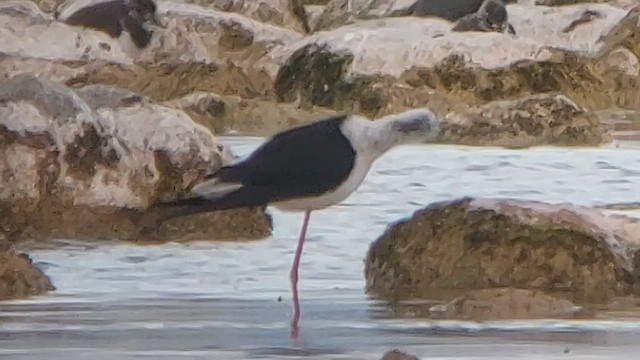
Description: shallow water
xmin=3 ymin=138 xmax=640 ymax=359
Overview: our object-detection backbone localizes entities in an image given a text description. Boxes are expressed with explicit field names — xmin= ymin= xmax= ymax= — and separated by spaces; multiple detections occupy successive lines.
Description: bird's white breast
xmin=272 ymin=153 xmax=375 ymax=212
xmin=272 ymin=116 xmax=382 ymax=212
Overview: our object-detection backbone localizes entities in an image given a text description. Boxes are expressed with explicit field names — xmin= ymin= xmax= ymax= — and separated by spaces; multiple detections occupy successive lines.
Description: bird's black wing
xmin=234 ymin=115 xmax=356 ymax=197
xmin=150 ymin=115 xmax=356 ymax=218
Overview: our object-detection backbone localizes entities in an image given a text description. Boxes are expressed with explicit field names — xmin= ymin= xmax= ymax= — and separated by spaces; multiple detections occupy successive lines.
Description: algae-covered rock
xmin=274 ymin=3 xmax=640 ymax=118
xmin=0 ymin=74 xmax=272 ymax=243
xmin=181 ymin=0 xmax=310 ymax=33
xmin=0 ymin=241 xmax=55 ymax=299
xmin=441 ymin=93 xmax=609 ymax=147
xmin=365 ymin=197 xmax=640 ymax=304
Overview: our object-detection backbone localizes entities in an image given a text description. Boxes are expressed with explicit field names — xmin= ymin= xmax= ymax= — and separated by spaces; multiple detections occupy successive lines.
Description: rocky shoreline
xmin=1 ymin=0 xmax=636 ymax=144
xmin=1 ymin=0 xmax=639 ymax=331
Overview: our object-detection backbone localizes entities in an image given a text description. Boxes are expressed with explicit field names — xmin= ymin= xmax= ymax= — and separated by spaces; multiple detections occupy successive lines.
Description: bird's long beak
xmin=391 ymin=116 xmax=433 ymax=134
xmin=389 ymin=108 xmax=442 ymax=140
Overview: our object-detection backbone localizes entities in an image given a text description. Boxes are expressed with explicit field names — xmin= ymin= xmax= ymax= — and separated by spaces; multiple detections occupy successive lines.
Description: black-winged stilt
xmin=149 ymin=108 xmax=444 ymax=338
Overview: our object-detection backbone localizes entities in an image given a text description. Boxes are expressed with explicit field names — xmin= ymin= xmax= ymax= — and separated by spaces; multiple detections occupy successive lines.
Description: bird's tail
xmin=135 ymin=166 xmax=278 ymax=234
xmin=134 ymin=174 xmax=245 ymax=231
xmin=148 ymin=177 xmax=242 ymax=222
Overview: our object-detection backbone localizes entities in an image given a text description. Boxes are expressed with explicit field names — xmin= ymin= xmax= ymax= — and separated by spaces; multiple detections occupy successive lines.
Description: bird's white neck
xmin=340 ymin=116 xmax=402 ymax=161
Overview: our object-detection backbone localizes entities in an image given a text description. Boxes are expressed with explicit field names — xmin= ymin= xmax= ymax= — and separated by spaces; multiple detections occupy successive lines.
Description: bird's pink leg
xmin=290 ymin=209 xmax=311 ymax=339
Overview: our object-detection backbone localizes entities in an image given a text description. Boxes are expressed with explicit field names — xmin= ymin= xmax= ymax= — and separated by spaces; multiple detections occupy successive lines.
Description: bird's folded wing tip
xmin=191 ymin=180 xmax=244 ymax=200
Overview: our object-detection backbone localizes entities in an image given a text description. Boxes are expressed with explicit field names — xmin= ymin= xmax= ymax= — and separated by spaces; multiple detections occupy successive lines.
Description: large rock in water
xmin=273 ymin=3 xmax=640 ymax=118
xmin=365 ymin=197 xmax=640 ymax=304
xmin=0 ymin=241 xmax=55 ymax=299
xmin=0 ymin=74 xmax=272 ymax=243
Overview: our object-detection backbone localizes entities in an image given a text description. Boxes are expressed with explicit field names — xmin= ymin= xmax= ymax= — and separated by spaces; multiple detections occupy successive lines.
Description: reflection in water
xmin=3 ymin=139 xmax=640 ymax=359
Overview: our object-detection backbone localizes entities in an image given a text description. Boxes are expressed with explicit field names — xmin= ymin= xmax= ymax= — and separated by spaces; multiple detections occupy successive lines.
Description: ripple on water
xmin=4 ymin=142 xmax=640 ymax=359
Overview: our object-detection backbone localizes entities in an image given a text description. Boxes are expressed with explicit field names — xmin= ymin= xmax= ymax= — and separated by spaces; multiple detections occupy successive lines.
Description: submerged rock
xmin=274 ymin=3 xmax=640 ymax=119
xmin=0 ymin=241 xmax=55 ymax=299
xmin=380 ymin=349 xmax=420 ymax=360
xmin=365 ymin=197 xmax=640 ymax=304
xmin=0 ymin=74 xmax=272 ymax=243
xmin=427 ymin=288 xmax=588 ymax=320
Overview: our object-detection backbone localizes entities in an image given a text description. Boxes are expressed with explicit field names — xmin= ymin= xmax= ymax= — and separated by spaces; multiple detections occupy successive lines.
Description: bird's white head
xmin=384 ymin=107 xmax=442 ymax=144
xmin=341 ymin=107 xmax=443 ymax=159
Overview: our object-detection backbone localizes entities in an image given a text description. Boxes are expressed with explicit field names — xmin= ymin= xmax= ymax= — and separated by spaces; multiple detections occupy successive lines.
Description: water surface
xmin=3 ymin=138 xmax=640 ymax=359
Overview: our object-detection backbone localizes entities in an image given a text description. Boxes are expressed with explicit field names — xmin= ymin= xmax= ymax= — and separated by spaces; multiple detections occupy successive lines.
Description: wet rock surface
xmin=365 ymin=197 xmax=640 ymax=305
xmin=0 ymin=74 xmax=272 ymax=243
xmin=0 ymin=240 xmax=55 ymax=299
